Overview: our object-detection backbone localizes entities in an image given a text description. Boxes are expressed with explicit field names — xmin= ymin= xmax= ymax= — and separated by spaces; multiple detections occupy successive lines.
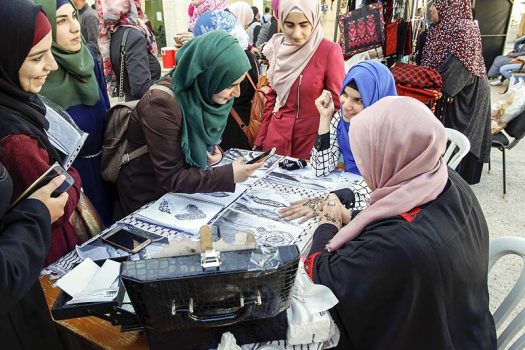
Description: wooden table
xmin=41 ymin=276 xmax=148 ymax=350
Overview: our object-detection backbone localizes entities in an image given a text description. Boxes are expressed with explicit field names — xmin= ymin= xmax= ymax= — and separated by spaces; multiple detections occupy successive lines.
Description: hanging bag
xmin=230 ymin=71 xmax=267 ymax=147
xmin=337 ymin=2 xmax=385 ymax=56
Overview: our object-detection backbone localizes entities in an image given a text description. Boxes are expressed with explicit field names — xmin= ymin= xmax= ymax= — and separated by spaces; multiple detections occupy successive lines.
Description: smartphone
xmin=8 ymin=162 xmax=74 ymax=210
xmin=102 ymin=227 xmax=151 ymax=254
xmin=246 ymin=147 xmax=276 ymax=164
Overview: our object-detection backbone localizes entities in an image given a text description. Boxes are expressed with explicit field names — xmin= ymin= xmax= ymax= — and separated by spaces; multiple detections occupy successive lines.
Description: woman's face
xmin=282 ymin=12 xmax=312 ymax=46
xmin=211 ymin=73 xmax=246 ymax=105
xmin=56 ymin=4 xmax=82 ymax=52
xmin=18 ymin=32 xmax=58 ymax=93
xmin=340 ymin=86 xmax=364 ymax=122
xmin=430 ymin=4 xmax=439 ymax=24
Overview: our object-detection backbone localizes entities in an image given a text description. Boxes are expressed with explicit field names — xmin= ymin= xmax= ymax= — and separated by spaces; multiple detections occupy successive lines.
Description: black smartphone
xmin=9 ymin=162 xmax=74 ymax=210
xmin=246 ymin=147 xmax=276 ymax=165
xmin=102 ymin=227 xmax=151 ymax=254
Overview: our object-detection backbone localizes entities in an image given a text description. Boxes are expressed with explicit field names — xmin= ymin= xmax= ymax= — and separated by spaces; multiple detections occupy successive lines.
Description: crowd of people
xmin=0 ymin=0 xmax=501 ymax=349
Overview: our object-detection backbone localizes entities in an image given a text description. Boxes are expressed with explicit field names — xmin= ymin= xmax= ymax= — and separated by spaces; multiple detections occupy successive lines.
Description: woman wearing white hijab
xmin=253 ymin=0 xmax=344 ymax=159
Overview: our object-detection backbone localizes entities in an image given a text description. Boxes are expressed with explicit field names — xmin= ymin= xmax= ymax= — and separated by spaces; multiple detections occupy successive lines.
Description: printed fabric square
xmin=338 ymin=3 xmax=385 ymax=57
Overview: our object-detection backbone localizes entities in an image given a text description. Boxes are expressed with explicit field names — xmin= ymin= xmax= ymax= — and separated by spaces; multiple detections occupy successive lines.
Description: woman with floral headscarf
xmin=304 ymin=97 xmax=496 ymax=350
xmin=421 ymin=0 xmax=491 ymax=185
xmin=194 ymin=10 xmax=258 ymax=151
xmin=34 ymin=0 xmax=113 ymax=226
xmin=188 ymin=0 xmax=229 ymax=32
xmin=253 ymin=0 xmax=344 ymax=159
xmin=97 ymin=0 xmax=160 ymax=101
xmin=114 ymin=30 xmax=263 ymax=219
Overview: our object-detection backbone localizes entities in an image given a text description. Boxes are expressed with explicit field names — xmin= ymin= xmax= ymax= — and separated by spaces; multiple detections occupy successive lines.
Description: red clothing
xmin=254 ymin=39 xmax=344 ymax=159
xmin=1 ymin=134 xmax=82 ymax=266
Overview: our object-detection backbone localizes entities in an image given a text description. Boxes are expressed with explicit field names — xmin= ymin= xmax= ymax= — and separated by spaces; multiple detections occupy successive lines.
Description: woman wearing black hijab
xmin=0 ymin=2 xmax=72 ymax=348
xmin=0 ymin=0 xmax=82 ymax=266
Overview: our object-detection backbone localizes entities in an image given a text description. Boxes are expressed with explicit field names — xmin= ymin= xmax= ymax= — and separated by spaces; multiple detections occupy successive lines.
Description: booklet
xmin=41 ymin=96 xmax=88 ymax=170
xmin=134 ymin=186 xmax=248 ymax=235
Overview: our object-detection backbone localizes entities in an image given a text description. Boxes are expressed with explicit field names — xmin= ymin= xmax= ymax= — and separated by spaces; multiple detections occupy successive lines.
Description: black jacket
xmin=0 ymin=164 xmax=64 ymax=350
xmin=308 ymin=170 xmax=497 ymax=350
xmin=110 ymin=26 xmax=161 ymax=101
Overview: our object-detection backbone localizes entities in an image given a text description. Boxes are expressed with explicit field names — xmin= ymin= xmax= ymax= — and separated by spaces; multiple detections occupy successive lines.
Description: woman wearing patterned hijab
xmin=194 ymin=10 xmax=258 ymax=151
xmin=34 ymin=0 xmax=113 ymax=226
xmin=188 ymin=0 xmax=229 ymax=31
xmin=253 ymin=0 xmax=344 ymax=159
xmin=304 ymin=96 xmax=496 ymax=349
xmin=421 ymin=0 xmax=491 ymax=184
xmin=114 ymin=31 xmax=262 ymax=219
xmin=97 ymin=0 xmax=160 ymax=101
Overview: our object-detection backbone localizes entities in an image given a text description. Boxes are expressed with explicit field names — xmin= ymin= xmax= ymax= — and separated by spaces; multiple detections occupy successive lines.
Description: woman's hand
xmin=318 ymin=197 xmax=343 ymax=230
xmin=29 ymin=175 xmax=69 ymax=223
xmin=174 ymin=32 xmax=194 ymax=48
xmin=279 ymin=196 xmax=326 ymax=223
xmin=207 ymin=145 xmax=223 ymax=166
xmin=315 ymin=90 xmax=335 ymax=134
xmin=231 ymin=157 xmax=263 ymax=183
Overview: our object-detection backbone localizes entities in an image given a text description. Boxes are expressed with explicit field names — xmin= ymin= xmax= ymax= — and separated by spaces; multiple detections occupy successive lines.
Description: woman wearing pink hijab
xmin=303 ymin=96 xmax=496 ymax=350
xmin=253 ymin=0 xmax=344 ymax=159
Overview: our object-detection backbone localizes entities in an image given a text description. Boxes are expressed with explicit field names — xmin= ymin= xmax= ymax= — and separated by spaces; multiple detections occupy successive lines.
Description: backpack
xmin=100 ymin=84 xmax=174 ymax=183
xmin=230 ymin=71 xmax=268 ymax=147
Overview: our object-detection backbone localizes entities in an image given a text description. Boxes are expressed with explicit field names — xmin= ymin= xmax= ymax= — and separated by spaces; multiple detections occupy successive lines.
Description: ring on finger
xmin=327 ymin=200 xmax=336 ymax=207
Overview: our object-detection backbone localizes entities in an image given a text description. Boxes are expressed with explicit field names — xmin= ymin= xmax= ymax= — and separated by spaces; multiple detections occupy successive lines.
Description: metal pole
xmin=333 ymin=0 xmax=343 ymax=42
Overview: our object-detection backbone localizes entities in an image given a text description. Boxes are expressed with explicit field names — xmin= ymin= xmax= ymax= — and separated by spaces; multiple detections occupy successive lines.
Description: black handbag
xmin=120 ymin=244 xmax=299 ymax=349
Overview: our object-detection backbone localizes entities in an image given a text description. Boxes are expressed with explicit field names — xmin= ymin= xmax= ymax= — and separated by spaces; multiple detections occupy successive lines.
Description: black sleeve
xmin=439 ymin=55 xmax=474 ymax=98
xmin=308 ymin=223 xmax=339 ymax=255
xmin=314 ymin=132 xmax=331 ymax=151
xmin=331 ymin=188 xmax=356 ymax=209
xmin=0 ymin=199 xmax=51 ymax=314
xmin=125 ymin=30 xmax=156 ymax=100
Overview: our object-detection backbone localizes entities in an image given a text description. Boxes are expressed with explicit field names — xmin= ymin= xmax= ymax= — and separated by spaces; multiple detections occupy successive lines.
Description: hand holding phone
xmin=29 ymin=175 xmax=69 ymax=223
xmin=245 ymin=147 xmax=276 ymax=164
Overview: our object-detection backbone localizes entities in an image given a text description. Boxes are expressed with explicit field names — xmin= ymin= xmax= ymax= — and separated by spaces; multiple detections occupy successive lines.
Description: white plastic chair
xmin=443 ymin=128 xmax=470 ymax=170
xmin=488 ymin=236 xmax=525 ymax=350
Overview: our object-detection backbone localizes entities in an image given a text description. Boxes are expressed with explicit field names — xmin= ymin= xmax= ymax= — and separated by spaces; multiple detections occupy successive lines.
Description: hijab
xmin=326 ymin=96 xmax=449 ymax=251
xmin=189 ymin=0 xmax=230 ymax=31
xmin=265 ymin=0 xmax=324 ymax=112
xmin=0 ymin=0 xmax=62 ymax=163
xmin=171 ymin=30 xmax=250 ymax=169
xmin=336 ymin=61 xmax=397 ymax=174
xmin=421 ymin=0 xmax=486 ymax=78
xmin=97 ymin=0 xmax=158 ymax=80
xmin=34 ymin=0 xmax=99 ymax=110
xmin=228 ymin=2 xmax=254 ymax=28
xmin=194 ymin=10 xmax=249 ymax=50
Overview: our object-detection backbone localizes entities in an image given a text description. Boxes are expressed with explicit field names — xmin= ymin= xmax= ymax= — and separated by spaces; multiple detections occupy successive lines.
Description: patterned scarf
xmin=96 ymin=0 xmax=157 ymax=81
xmin=194 ymin=10 xmax=249 ymax=50
xmin=421 ymin=0 xmax=486 ymax=78
xmin=189 ymin=0 xmax=230 ymax=31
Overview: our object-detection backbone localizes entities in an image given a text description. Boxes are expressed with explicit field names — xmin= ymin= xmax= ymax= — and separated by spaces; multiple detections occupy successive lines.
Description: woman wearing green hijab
xmin=34 ymin=0 xmax=114 ymax=226
xmin=114 ymin=30 xmax=263 ymax=219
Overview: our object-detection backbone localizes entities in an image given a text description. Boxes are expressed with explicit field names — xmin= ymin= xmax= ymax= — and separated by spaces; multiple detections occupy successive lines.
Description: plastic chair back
xmin=443 ymin=128 xmax=470 ymax=170
xmin=488 ymin=236 xmax=525 ymax=350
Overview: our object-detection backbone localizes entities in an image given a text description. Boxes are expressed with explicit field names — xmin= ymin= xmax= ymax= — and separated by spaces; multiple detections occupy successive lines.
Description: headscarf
xmin=421 ymin=0 xmax=486 ymax=78
xmin=326 ymin=96 xmax=449 ymax=251
xmin=34 ymin=0 xmax=99 ymax=110
xmin=97 ymin=0 xmax=158 ymax=81
xmin=228 ymin=2 xmax=254 ymax=28
xmin=271 ymin=0 xmax=279 ymax=16
xmin=189 ymin=0 xmax=230 ymax=31
xmin=0 ymin=1 xmax=62 ymax=164
xmin=171 ymin=30 xmax=250 ymax=169
xmin=336 ymin=61 xmax=397 ymax=174
xmin=265 ymin=0 xmax=324 ymax=112
xmin=194 ymin=10 xmax=249 ymax=50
